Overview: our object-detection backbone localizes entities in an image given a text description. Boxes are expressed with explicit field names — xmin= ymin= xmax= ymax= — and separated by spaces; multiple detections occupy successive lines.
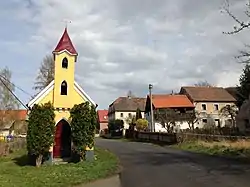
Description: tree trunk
xmin=36 ymin=154 xmax=43 ymax=167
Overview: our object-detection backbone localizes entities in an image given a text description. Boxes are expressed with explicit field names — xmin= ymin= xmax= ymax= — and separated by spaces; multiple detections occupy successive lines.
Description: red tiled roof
xmin=97 ymin=110 xmax=108 ymax=123
xmin=0 ymin=110 xmax=28 ymax=120
xmin=150 ymin=94 xmax=194 ymax=108
xmin=53 ymin=28 xmax=78 ymax=55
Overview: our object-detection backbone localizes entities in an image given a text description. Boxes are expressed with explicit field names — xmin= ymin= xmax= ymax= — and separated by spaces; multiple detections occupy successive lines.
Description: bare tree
xmin=220 ymin=104 xmax=238 ymax=127
xmin=186 ymin=110 xmax=200 ymax=130
xmin=155 ymin=109 xmax=178 ymax=133
xmin=33 ymin=55 xmax=54 ymax=92
xmin=222 ymin=0 xmax=250 ymax=35
xmin=0 ymin=67 xmax=20 ymax=129
xmin=0 ymin=67 xmax=20 ymax=110
xmin=194 ymin=80 xmax=212 ymax=87
xmin=125 ymin=115 xmax=136 ymax=125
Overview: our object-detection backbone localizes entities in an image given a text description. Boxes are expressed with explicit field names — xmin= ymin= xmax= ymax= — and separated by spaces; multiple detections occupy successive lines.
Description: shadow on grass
xmin=12 ymin=154 xmax=31 ymax=166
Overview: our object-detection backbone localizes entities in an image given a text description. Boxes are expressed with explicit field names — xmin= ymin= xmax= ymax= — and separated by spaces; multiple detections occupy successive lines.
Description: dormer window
xmin=62 ymin=57 xmax=68 ymax=69
xmin=61 ymin=81 xmax=67 ymax=95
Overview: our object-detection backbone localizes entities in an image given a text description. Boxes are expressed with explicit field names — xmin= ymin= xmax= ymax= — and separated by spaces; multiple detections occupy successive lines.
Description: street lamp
xmin=149 ymin=84 xmax=154 ymax=132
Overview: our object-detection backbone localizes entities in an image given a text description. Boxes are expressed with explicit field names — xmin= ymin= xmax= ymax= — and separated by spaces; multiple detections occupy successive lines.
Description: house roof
xmin=110 ymin=97 xmax=146 ymax=111
xmin=0 ymin=110 xmax=28 ymax=121
xmin=225 ymin=87 xmax=238 ymax=100
xmin=27 ymin=80 xmax=96 ymax=108
xmin=53 ymin=28 xmax=78 ymax=56
xmin=0 ymin=110 xmax=28 ymax=130
xmin=149 ymin=94 xmax=194 ymax=108
xmin=97 ymin=110 xmax=108 ymax=123
xmin=180 ymin=86 xmax=237 ymax=102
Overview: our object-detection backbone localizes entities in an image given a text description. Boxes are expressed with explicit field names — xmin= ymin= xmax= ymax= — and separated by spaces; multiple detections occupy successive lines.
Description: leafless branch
xmin=223 ymin=0 xmax=250 ymax=35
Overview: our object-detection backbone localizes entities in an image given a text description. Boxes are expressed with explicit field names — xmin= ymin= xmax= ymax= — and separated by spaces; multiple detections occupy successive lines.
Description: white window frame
xmin=214 ymin=104 xmax=219 ymax=111
xmin=201 ymin=103 xmax=207 ymax=111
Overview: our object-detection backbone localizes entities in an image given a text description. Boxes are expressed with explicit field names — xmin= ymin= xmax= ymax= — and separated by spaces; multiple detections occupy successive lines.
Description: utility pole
xmin=149 ymin=84 xmax=154 ymax=132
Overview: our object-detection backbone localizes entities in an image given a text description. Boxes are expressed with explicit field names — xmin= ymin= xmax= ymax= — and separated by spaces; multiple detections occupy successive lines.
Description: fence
xmin=177 ymin=133 xmax=250 ymax=142
xmin=125 ymin=130 xmax=177 ymax=144
xmin=125 ymin=129 xmax=250 ymax=144
xmin=0 ymin=137 xmax=26 ymax=156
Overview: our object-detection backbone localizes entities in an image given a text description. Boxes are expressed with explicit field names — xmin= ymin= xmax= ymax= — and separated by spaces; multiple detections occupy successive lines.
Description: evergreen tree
xmin=135 ymin=108 xmax=142 ymax=120
xmin=70 ymin=102 xmax=96 ymax=161
xmin=26 ymin=102 xmax=55 ymax=167
xmin=236 ymin=64 xmax=250 ymax=108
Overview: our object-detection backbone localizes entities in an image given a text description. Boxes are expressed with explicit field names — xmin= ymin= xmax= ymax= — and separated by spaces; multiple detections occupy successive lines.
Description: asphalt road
xmin=96 ymin=138 xmax=250 ymax=187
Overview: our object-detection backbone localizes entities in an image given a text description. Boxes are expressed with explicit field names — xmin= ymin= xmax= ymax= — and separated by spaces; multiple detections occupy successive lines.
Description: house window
xmin=215 ymin=119 xmax=220 ymax=127
xmin=128 ymin=113 xmax=132 ymax=118
xmin=214 ymin=104 xmax=219 ymax=111
xmin=61 ymin=81 xmax=67 ymax=95
xmin=202 ymin=119 xmax=207 ymax=124
xmin=120 ymin=113 xmax=123 ymax=118
xmin=201 ymin=104 xmax=207 ymax=110
xmin=62 ymin=57 xmax=68 ymax=69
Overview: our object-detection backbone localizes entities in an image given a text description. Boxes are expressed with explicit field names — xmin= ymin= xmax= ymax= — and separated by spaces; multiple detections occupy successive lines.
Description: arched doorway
xmin=53 ymin=119 xmax=71 ymax=158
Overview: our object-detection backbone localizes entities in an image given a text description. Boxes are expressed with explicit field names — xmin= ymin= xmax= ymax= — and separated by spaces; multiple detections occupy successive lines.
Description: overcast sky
xmin=0 ymin=0 xmax=250 ymax=109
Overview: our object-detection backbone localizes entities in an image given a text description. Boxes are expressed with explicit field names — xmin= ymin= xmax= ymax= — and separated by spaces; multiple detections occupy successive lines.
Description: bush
xmin=135 ymin=119 xmax=148 ymax=131
xmin=108 ymin=119 xmax=124 ymax=137
xmin=70 ymin=102 xmax=97 ymax=161
xmin=26 ymin=102 xmax=55 ymax=167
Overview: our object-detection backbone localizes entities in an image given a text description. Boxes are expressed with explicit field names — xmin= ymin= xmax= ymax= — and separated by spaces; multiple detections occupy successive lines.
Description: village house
xmin=97 ymin=110 xmax=108 ymax=133
xmin=108 ymin=96 xmax=146 ymax=129
xmin=180 ymin=86 xmax=237 ymax=128
xmin=27 ymin=28 xmax=96 ymax=159
xmin=144 ymin=94 xmax=195 ymax=132
xmin=0 ymin=109 xmax=28 ymax=137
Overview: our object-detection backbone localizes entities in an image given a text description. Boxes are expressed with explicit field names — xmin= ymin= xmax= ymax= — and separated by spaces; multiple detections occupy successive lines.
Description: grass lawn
xmin=171 ymin=140 xmax=250 ymax=157
xmin=0 ymin=147 xmax=119 ymax=187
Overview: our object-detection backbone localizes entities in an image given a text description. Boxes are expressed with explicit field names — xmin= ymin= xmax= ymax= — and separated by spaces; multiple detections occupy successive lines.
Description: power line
xmin=0 ymin=77 xmax=29 ymax=110
xmin=0 ymin=74 xmax=32 ymax=97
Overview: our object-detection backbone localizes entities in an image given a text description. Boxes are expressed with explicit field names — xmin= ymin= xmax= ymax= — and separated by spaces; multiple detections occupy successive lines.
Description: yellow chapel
xmin=27 ymin=28 xmax=96 ymax=158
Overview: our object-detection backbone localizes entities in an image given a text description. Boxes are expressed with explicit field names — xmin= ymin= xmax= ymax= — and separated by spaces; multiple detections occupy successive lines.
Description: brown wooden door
xmin=53 ymin=121 xmax=63 ymax=158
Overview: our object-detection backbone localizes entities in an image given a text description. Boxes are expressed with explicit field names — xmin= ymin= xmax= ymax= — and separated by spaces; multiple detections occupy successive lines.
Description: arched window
xmin=62 ymin=57 xmax=68 ymax=69
xmin=61 ymin=81 xmax=67 ymax=95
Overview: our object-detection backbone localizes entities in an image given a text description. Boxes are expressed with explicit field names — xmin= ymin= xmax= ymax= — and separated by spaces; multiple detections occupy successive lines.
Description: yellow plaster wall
xmin=53 ymin=52 xmax=76 ymax=108
xmin=38 ymin=89 xmax=54 ymax=105
xmin=54 ymin=111 xmax=71 ymax=124
xmin=195 ymin=102 xmax=235 ymax=114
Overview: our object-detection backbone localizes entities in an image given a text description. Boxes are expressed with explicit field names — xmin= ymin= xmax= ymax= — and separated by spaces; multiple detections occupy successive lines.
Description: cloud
xmin=1 ymin=0 xmax=250 ymax=108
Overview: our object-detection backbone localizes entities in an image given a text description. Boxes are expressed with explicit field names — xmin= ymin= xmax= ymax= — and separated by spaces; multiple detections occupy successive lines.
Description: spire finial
xmin=62 ymin=19 xmax=72 ymax=29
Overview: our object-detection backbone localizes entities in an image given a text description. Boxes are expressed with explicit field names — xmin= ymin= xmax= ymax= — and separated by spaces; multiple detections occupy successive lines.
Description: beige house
xmin=180 ymin=86 xmax=237 ymax=128
xmin=108 ymin=96 xmax=146 ymax=129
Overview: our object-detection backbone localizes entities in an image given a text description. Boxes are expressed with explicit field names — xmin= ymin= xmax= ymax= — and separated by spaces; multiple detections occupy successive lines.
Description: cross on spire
xmin=62 ymin=19 xmax=72 ymax=28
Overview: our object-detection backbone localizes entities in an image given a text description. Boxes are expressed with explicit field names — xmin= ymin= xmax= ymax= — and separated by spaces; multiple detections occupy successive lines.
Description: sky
xmin=0 ymin=0 xmax=250 ymax=109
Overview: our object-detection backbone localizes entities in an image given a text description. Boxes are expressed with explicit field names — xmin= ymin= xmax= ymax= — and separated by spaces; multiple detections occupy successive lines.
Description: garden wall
xmin=0 ymin=137 xmax=26 ymax=156
xmin=125 ymin=130 xmax=177 ymax=144
xmin=125 ymin=129 xmax=250 ymax=144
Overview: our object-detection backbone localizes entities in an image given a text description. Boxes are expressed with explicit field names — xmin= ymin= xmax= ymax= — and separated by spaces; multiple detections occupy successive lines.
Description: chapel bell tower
xmin=52 ymin=28 xmax=78 ymax=108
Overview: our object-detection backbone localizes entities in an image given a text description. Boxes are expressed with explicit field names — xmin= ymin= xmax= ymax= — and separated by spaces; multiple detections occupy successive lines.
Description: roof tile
xmin=53 ymin=28 xmax=78 ymax=55
xmin=110 ymin=97 xmax=146 ymax=111
xmin=181 ymin=86 xmax=236 ymax=102
xmin=150 ymin=94 xmax=194 ymax=108
xmin=97 ymin=110 xmax=108 ymax=123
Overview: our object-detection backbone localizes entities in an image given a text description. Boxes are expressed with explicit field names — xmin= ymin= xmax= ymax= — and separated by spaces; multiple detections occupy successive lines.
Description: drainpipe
xmin=149 ymin=84 xmax=154 ymax=132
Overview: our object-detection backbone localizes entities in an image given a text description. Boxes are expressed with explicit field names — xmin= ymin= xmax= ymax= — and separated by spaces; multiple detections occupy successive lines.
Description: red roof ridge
xmin=53 ymin=28 xmax=78 ymax=55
